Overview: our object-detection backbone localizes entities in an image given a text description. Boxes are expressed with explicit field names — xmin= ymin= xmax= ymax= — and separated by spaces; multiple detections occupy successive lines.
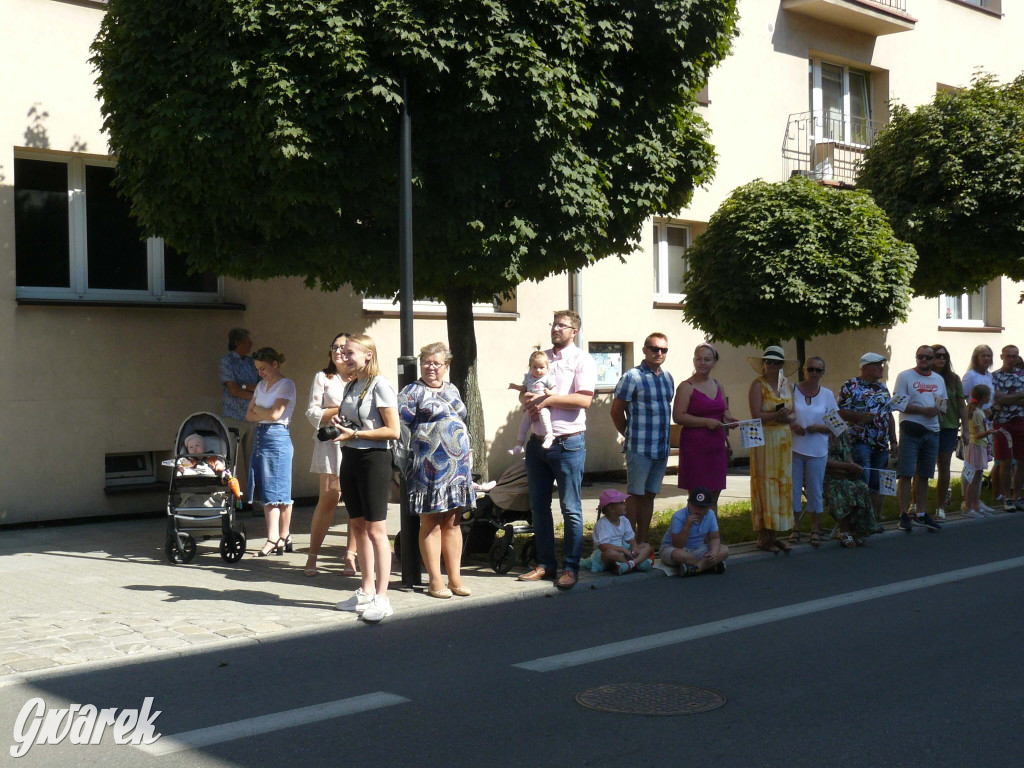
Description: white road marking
xmin=136 ymin=692 xmax=410 ymax=756
xmin=515 ymin=556 xmax=1024 ymax=672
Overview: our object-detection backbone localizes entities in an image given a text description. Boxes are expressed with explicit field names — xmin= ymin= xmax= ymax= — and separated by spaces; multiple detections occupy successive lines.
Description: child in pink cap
xmin=592 ymin=488 xmax=653 ymax=574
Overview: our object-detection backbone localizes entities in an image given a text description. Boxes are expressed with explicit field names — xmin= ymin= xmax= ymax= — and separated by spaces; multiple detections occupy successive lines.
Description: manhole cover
xmin=575 ymin=683 xmax=726 ymax=716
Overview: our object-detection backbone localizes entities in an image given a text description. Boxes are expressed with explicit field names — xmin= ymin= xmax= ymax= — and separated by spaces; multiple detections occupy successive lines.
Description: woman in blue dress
xmin=398 ymin=342 xmax=474 ymax=599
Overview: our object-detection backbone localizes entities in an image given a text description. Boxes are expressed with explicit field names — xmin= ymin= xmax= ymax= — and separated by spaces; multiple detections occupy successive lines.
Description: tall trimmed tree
xmin=92 ymin=0 xmax=740 ymax=470
xmin=681 ymin=175 xmax=917 ymax=363
xmin=858 ymin=72 xmax=1024 ymax=298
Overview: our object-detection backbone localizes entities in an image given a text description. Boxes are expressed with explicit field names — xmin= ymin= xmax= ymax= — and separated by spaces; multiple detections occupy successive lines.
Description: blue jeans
xmin=851 ymin=442 xmax=890 ymax=494
xmin=792 ymin=452 xmax=826 ymax=514
xmin=525 ymin=432 xmax=586 ymax=572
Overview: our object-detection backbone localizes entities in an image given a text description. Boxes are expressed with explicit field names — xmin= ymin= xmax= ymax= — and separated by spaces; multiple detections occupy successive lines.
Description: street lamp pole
xmin=397 ymin=71 xmax=421 ymax=587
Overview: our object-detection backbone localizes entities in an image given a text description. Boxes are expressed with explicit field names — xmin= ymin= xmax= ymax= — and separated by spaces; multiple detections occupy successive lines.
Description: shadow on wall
xmin=20 ymin=103 xmax=89 ymax=153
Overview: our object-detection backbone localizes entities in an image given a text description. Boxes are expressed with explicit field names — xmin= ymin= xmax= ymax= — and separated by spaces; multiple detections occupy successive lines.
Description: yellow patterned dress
xmin=750 ymin=377 xmax=794 ymax=533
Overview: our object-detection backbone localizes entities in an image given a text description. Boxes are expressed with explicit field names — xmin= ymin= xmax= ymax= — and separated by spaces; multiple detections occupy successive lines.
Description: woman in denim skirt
xmin=246 ymin=347 xmax=297 ymax=557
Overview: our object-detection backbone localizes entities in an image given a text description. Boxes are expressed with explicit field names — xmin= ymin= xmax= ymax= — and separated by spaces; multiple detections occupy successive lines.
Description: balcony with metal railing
xmin=781 ymin=0 xmax=916 ymax=36
xmin=782 ymin=111 xmax=884 ymax=187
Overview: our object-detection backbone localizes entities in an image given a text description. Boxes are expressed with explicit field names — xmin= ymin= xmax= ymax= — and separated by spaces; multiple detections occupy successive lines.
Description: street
xmin=2 ymin=514 xmax=1023 ymax=768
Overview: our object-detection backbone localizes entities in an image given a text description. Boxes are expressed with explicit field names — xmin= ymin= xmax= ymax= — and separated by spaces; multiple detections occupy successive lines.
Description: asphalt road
xmin=3 ymin=515 xmax=1023 ymax=768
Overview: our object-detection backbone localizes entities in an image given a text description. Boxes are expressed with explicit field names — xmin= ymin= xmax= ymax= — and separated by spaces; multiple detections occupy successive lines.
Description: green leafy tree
xmin=858 ymin=72 xmax=1024 ymax=298
xmin=92 ymin=0 xmax=739 ymax=469
xmin=681 ymin=176 xmax=917 ymax=361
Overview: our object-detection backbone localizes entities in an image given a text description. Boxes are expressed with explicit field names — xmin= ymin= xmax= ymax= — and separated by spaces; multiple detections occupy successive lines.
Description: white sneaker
xmin=964 ymin=509 xmax=984 ymax=519
xmin=361 ymin=595 xmax=393 ymax=623
xmin=335 ymin=587 xmax=373 ymax=613
xmin=936 ymin=508 xmax=946 ymax=520
xmin=979 ymin=501 xmax=995 ymax=513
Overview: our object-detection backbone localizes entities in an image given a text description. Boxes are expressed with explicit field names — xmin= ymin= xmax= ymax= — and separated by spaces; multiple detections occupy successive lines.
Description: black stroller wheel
xmin=165 ymin=533 xmax=197 ymax=564
xmin=489 ymin=540 xmax=516 ymax=574
xmin=220 ymin=531 xmax=247 ymax=563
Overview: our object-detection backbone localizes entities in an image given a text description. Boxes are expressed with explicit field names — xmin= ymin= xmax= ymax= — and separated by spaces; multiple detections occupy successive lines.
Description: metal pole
xmin=398 ymin=72 xmax=421 ymax=587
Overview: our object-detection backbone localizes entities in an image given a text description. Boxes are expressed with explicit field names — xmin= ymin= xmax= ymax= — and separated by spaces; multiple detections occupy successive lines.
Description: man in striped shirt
xmin=611 ymin=333 xmax=675 ymax=546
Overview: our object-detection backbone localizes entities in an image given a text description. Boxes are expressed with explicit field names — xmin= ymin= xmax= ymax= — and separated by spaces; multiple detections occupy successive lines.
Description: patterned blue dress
xmin=398 ymin=381 xmax=474 ymax=516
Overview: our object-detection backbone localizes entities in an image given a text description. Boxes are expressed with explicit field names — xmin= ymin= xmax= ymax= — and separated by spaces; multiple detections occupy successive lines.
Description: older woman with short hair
xmin=398 ymin=342 xmax=474 ymax=599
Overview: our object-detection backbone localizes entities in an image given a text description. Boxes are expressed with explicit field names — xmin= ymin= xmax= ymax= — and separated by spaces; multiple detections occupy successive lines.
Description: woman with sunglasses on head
xmin=331 ymin=334 xmax=400 ymax=623
xmin=747 ymin=346 xmax=797 ymax=553
xmin=673 ymin=343 xmax=736 ymax=508
xmin=303 ymin=333 xmax=358 ymax=577
xmin=789 ymin=356 xmax=838 ymax=547
xmin=930 ymin=344 xmax=968 ymax=519
xmin=398 ymin=342 xmax=474 ymax=599
xmin=246 ymin=347 xmax=297 ymax=557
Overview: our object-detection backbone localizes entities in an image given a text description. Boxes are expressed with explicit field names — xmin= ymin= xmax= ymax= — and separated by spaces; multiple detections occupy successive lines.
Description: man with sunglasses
xmin=610 ymin=333 xmax=674 ymax=548
xmin=518 ymin=310 xmax=597 ymax=589
xmin=838 ymin=352 xmax=898 ymax=528
xmin=893 ymin=346 xmax=946 ymax=532
xmin=991 ymin=345 xmax=1024 ymax=511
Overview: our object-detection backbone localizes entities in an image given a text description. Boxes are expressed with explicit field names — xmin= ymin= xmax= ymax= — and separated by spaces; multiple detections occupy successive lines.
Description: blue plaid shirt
xmin=219 ymin=351 xmax=259 ymax=421
xmin=613 ymin=362 xmax=675 ymax=459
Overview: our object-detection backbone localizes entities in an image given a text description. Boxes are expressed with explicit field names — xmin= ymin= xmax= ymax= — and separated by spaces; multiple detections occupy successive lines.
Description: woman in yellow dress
xmin=747 ymin=346 xmax=796 ymax=553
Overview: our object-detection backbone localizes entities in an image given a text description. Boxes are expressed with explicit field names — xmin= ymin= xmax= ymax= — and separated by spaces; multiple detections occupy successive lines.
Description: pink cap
xmin=598 ymin=488 xmax=629 ymax=510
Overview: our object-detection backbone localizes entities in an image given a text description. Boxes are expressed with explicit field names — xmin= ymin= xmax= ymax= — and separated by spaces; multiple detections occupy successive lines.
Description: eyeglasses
xmin=805 ymin=367 xmax=824 ymax=374
xmin=421 ymin=361 xmax=446 ymax=368
xmin=916 ymin=354 xmax=934 ymax=360
xmin=329 ymin=345 xmax=346 ymax=353
xmin=645 ymin=345 xmax=668 ymax=355
xmin=550 ymin=323 xmax=577 ymax=331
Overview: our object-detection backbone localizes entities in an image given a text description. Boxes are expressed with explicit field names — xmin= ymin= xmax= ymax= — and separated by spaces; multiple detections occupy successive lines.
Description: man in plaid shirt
xmin=611 ymin=333 xmax=675 ymax=546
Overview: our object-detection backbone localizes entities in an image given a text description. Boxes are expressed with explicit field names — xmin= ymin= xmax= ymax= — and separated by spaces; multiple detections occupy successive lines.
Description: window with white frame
xmin=14 ymin=152 xmax=220 ymax=302
xmin=939 ymin=288 xmax=985 ymax=326
xmin=808 ymin=59 xmax=872 ymax=146
xmin=652 ymin=220 xmax=689 ymax=301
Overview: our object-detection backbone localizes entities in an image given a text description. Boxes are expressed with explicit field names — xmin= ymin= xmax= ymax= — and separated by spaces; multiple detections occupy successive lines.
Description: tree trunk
xmin=796 ymin=337 xmax=806 ymax=382
xmin=445 ymin=285 xmax=489 ymax=481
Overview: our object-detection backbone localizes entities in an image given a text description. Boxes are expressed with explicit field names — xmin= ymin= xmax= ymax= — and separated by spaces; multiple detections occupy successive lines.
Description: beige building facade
xmin=2 ymin=0 xmax=1021 ymax=524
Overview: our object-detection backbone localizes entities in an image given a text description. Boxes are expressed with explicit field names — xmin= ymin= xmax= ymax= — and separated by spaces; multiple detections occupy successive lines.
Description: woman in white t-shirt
xmin=790 ymin=356 xmax=838 ymax=547
xmin=331 ymin=334 xmax=400 ymax=624
xmin=245 ymin=347 xmax=297 ymax=557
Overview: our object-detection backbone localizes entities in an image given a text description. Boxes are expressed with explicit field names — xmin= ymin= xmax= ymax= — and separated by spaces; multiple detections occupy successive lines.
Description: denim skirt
xmin=248 ymin=423 xmax=294 ymax=506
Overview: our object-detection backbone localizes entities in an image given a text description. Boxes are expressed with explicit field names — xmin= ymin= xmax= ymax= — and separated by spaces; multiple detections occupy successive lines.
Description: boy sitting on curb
xmin=659 ymin=487 xmax=729 ymax=576
xmin=593 ymin=489 xmax=653 ymax=574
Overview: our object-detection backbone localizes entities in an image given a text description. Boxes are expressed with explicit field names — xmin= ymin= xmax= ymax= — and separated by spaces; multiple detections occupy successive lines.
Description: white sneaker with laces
xmin=936 ymin=508 xmax=946 ymax=520
xmin=978 ymin=501 xmax=995 ymax=513
xmin=336 ymin=587 xmax=373 ymax=613
xmin=361 ymin=595 xmax=393 ymax=623
xmin=964 ymin=509 xmax=984 ymax=519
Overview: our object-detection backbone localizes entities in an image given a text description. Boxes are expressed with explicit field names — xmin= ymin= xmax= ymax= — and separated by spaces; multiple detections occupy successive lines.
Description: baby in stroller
xmin=176 ymin=433 xmax=226 ymax=476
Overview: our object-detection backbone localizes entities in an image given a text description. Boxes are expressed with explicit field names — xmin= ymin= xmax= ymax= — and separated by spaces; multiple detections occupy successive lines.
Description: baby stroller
xmin=464 ymin=460 xmax=535 ymax=573
xmin=163 ymin=412 xmax=246 ymax=564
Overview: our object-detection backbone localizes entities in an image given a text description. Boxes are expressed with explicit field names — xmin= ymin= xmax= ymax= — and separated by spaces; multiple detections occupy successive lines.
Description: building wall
xmin=2 ymin=0 xmax=1022 ymax=523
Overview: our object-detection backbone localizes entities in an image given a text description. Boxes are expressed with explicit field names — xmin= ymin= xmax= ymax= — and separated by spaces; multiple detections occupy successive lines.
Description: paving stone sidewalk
xmin=0 ymin=475 xmax=757 ymax=682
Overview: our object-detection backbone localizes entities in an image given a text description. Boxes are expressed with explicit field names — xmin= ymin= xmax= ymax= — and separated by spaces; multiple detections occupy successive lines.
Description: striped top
xmin=613 ymin=362 xmax=675 ymax=459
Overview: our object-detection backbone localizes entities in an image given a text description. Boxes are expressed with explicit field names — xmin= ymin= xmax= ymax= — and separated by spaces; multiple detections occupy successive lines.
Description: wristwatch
xmin=353 ymin=429 xmax=360 ymax=441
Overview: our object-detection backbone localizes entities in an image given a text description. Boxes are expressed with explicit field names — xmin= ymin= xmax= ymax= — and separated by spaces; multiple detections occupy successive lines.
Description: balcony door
xmin=809 ymin=59 xmax=872 ymax=147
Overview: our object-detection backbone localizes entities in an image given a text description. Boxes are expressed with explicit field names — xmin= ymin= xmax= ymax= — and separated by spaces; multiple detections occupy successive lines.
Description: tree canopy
xmin=681 ymin=175 xmax=917 ymax=349
xmin=858 ymin=73 xmax=1024 ymax=297
xmin=92 ymin=0 xmax=740 ymax=302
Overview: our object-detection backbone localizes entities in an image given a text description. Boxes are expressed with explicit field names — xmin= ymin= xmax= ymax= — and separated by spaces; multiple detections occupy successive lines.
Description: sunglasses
xmin=645 ymin=345 xmax=668 ymax=355
xmin=934 ymin=353 xmax=949 ymax=359
xmin=764 ymin=359 xmax=784 ymax=366
xmin=917 ymin=354 xmax=934 ymax=360
xmin=805 ymin=367 xmax=824 ymax=374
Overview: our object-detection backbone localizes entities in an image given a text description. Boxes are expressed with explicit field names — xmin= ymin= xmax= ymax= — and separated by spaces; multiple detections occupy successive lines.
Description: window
xmin=808 ymin=59 xmax=872 ymax=146
xmin=939 ymin=288 xmax=985 ymax=326
xmin=652 ymin=221 xmax=689 ymax=301
xmin=105 ymin=452 xmax=156 ymax=487
xmin=14 ymin=152 xmax=220 ymax=303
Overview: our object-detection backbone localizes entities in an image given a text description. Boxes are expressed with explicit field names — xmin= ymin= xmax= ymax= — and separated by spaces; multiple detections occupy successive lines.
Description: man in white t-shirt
xmin=893 ymin=346 xmax=946 ymax=533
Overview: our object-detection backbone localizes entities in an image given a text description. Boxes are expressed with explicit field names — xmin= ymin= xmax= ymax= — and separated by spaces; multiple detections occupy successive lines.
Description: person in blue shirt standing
xmin=611 ymin=332 xmax=675 ymax=548
xmin=219 ymin=328 xmax=260 ymax=487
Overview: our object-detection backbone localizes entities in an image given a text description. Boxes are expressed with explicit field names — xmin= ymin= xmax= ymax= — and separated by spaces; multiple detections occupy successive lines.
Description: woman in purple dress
xmin=673 ymin=343 xmax=737 ymax=506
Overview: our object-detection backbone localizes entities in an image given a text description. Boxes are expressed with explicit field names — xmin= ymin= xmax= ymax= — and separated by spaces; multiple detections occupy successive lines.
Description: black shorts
xmin=339 ymin=447 xmax=392 ymax=523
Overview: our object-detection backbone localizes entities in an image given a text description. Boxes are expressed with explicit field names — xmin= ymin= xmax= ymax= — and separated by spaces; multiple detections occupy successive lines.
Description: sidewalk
xmin=0 ymin=475 xmax=763 ymax=683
